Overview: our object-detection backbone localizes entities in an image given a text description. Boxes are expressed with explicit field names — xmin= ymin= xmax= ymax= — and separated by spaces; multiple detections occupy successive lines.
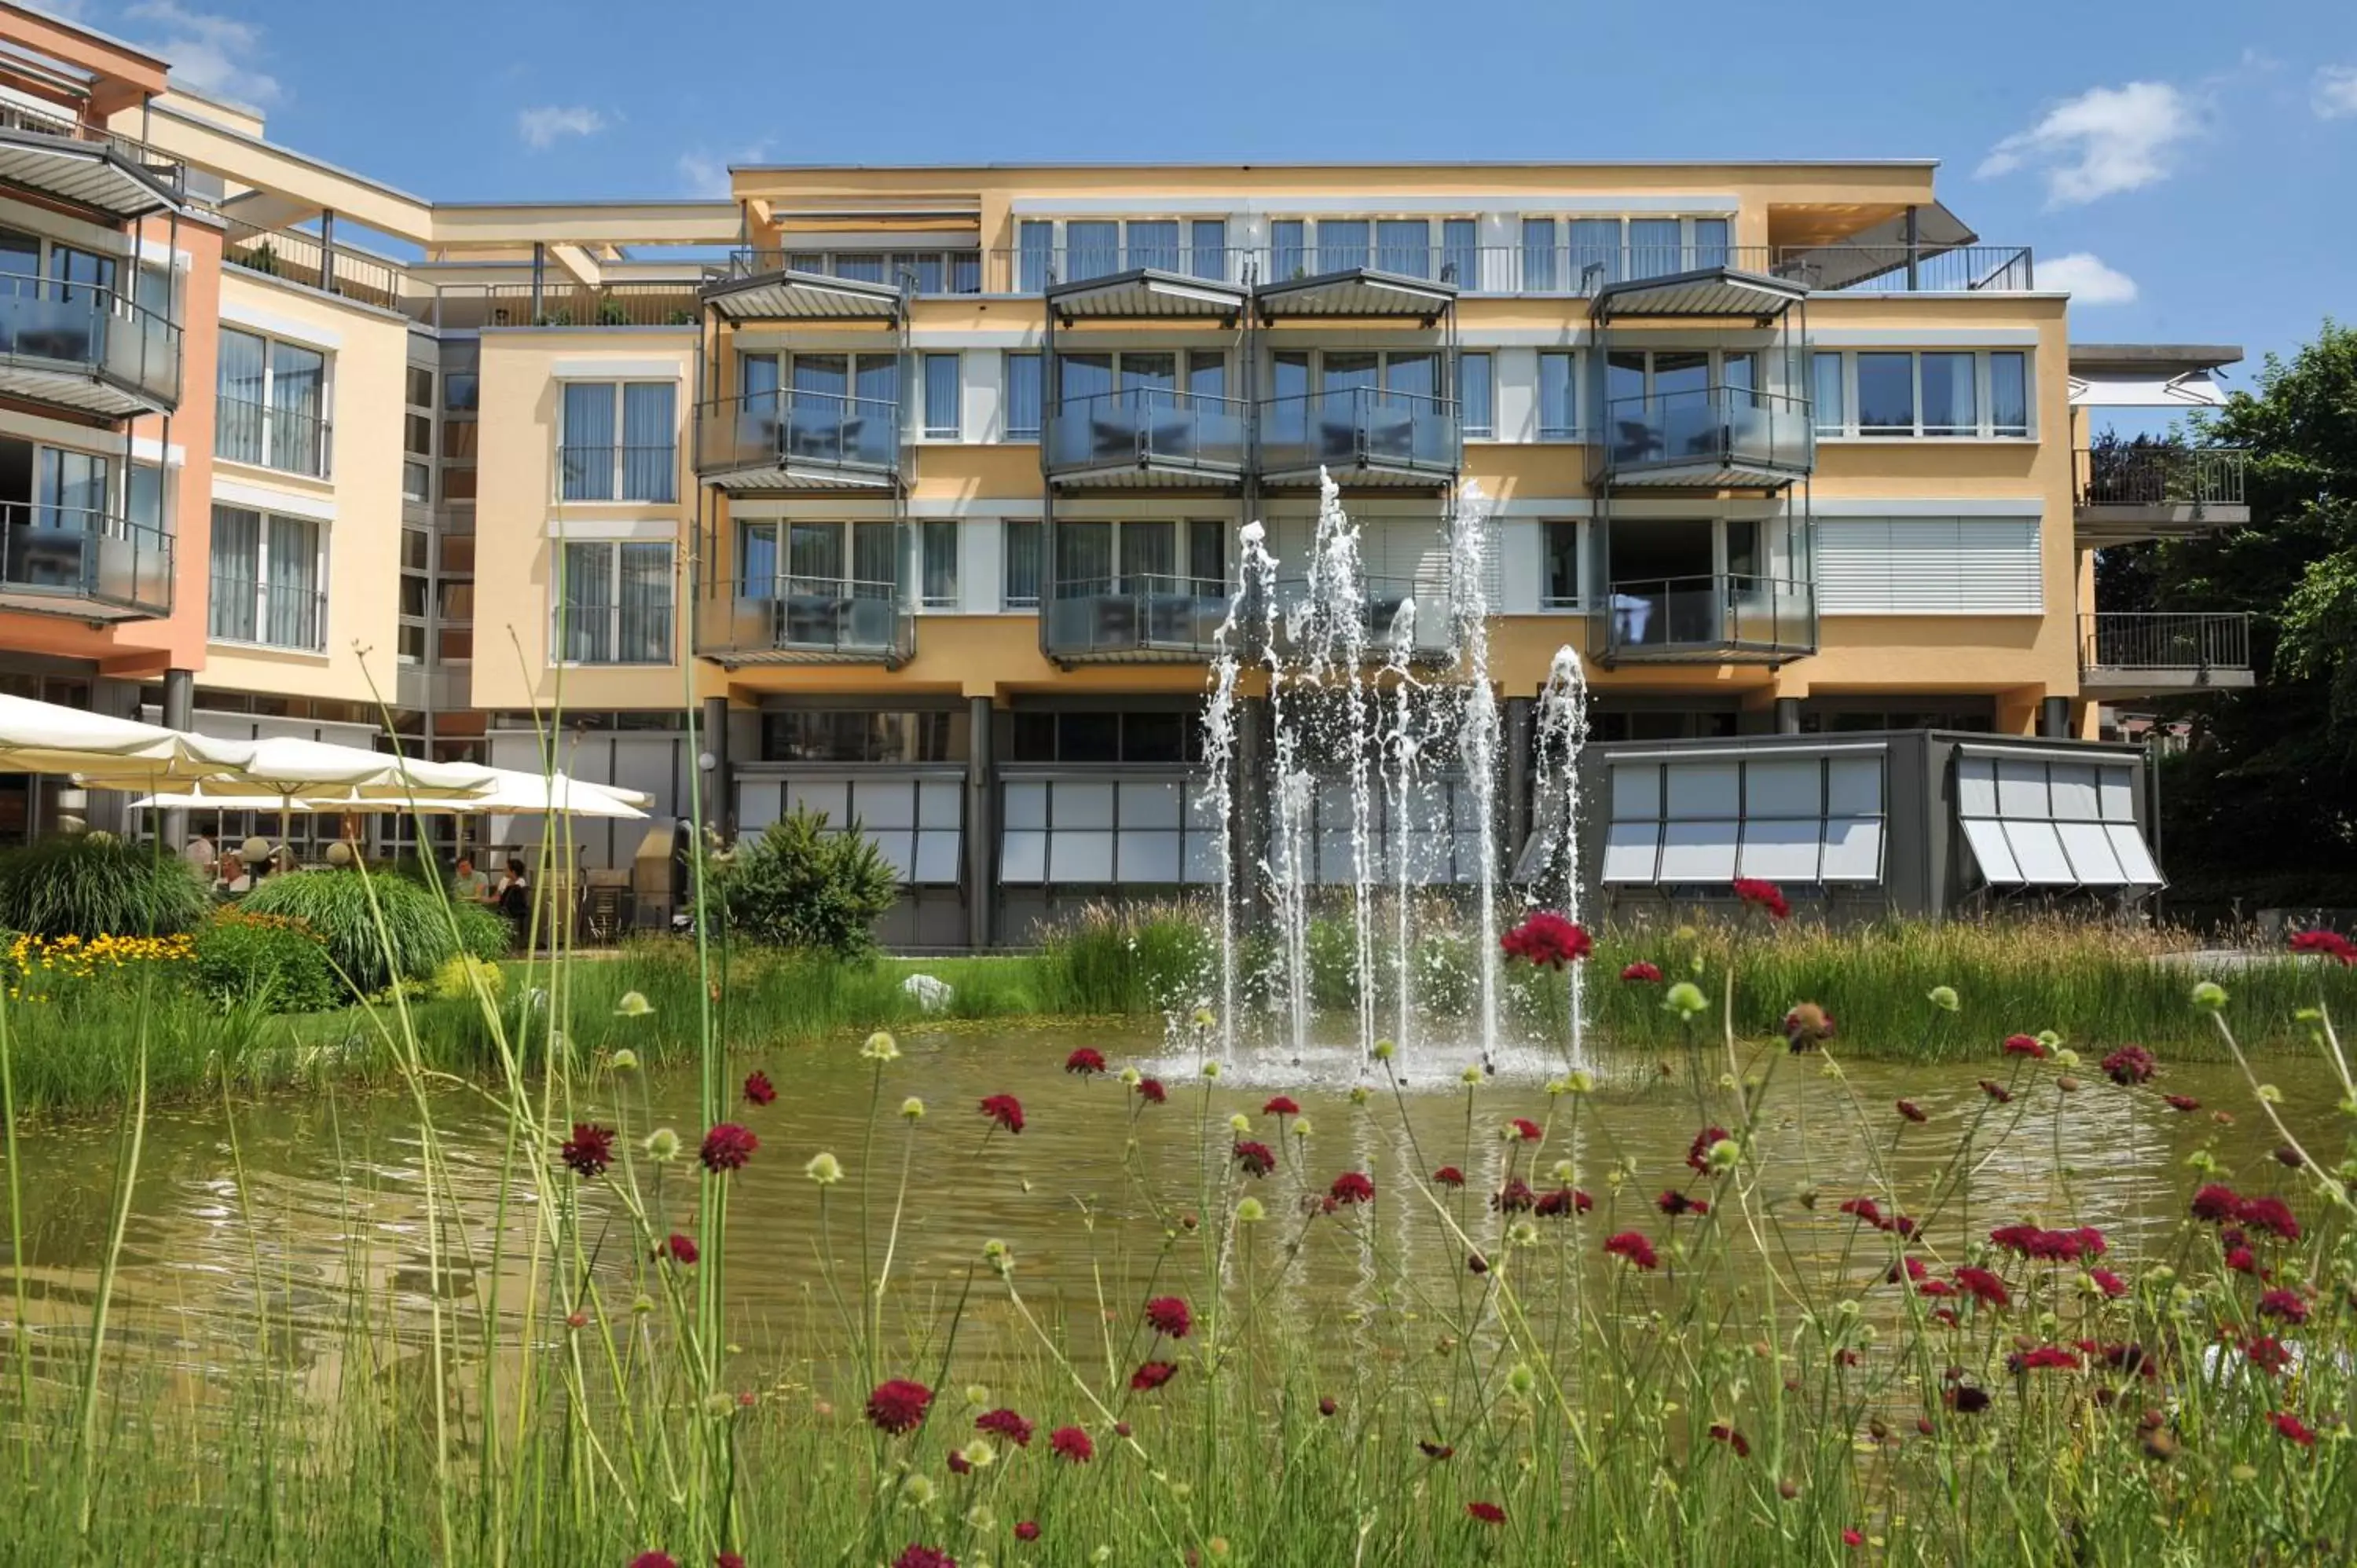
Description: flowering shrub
xmin=5 ymin=930 xmax=192 ymax=1000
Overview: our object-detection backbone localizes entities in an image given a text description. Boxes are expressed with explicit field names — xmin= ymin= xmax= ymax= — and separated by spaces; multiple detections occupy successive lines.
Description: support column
xmin=1234 ymin=694 xmax=1267 ymax=920
xmin=1775 ymin=697 xmax=1802 ymax=735
xmin=1503 ymin=696 xmax=1534 ymax=869
xmin=318 ymin=209 xmax=337 ymax=299
xmin=699 ymin=695 xmax=731 ymax=841
xmin=531 ymin=242 xmax=546 ymax=321
xmin=162 ymin=666 xmax=194 ymax=850
xmin=2040 ymin=696 xmax=2070 ymax=738
xmin=965 ymin=695 xmax=994 ymax=952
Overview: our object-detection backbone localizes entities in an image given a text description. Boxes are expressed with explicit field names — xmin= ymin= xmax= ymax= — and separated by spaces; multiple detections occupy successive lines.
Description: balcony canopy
xmin=1591 ymin=265 xmax=1807 ymax=324
xmin=0 ymin=126 xmax=182 ymax=218
xmin=702 ymin=266 xmax=904 ymax=324
xmin=2067 ymin=344 xmax=2241 ymax=408
xmin=1255 ymin=267 xmax=1455 ymax=322
xmin=1047 ymin=269 xmax=1246 ymax=324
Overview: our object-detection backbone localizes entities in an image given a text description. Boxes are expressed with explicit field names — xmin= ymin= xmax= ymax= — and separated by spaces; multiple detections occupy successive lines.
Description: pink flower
xmin=661 ymin=1232 xmax=698 ymax=1266
xmin=1143 ymin=1296 xmax=1192 ymax=1339
xmin=698 ymin=1123 xmax=757 ymax=1173
xmin=975 ymin=1408 xmax=1033 ymax=1447
xmin=1499 ymin=911 xmax=1593 ymax=968
xmin=1842 ymin=1530 xmax=1864 ymax=1548
xmin=2258 ymin=1288 xmax=2309 ymax=1325
xmin=2099 ymin=1045 xmax=2156 ymax=1086
xmin=1135 ymin=1076 xmax=1167 ymax=1105
xmin=629 ymin=1555 xmax=676 ymax=1568
xmin=1953 ymin=1266 xmax=2010 ymax=1308
xmin=1732 ymin=877 xmax=1791 ymax=920
xmin=2164 ymin=1094 xmax=2201 ymax=1112
xmin=1604 ymin=1231 xmax=1659 ymax=1270
xmin=892 ymin=1548 xmax=956 ymax=1568
xmin=2007 ymin=1345 xmax=2080 ymax=1372
xmin=2089 ymin=1268 xmax=2128 ymax=1299
xmin=560 ymin=1123 xmax=616 ymax=1179
xmin=1232 ymin=1140 xmax=1275 ymax=1178
xmin=1014 ymin=1522 xmax=1039 ymax=1542
xmin=1431 ymin=1166 xmax=1466 ymax=1188
xmin=1896 ymin=1099 xmax=1928 ymax=1123
xmin=1065 ymin=1047 xmax=1107 ymax=1076
xmin=1620 ymin=961 xmax=1663 ymax=983
xmin=1049 ymin=1425 xmax=1094 ymax=1464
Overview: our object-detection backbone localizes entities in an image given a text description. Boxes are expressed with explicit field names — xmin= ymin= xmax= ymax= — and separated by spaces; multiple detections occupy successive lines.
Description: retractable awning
xmin=1048 ymin=269 xmax=1246 ymax=322
xmin=702 ymin=268 xmax=904 ymax=323
xmin=1955 ymin=746 xmax=2162 ymax=888
xmin=1255 ymin=268 xmax=1455 ymax=321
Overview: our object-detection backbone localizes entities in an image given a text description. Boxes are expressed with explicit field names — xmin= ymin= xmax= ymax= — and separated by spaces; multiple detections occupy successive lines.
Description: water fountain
xmin=1194 ymin=473 xmax=1588 ymax=1085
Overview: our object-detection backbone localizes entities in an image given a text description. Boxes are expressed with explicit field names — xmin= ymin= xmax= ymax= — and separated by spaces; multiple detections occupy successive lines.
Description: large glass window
xmin=555 ymin=540 xmax=673 ymax=664
xmin=560 ymin=381 xmax=676 ymax=502
xmin=1538 ymin=351 xmax=1578 ymax=439
xmin=1522 ymin=218 xmax=1558 ymax=291
xmin=1919 ymin=352 xmax=1978 ymax=436
xmin=1855 ymin=353 xmax=1916 ymax=435
xmin=1457 ymin=352 xmax=1494 ymax=439
xmin=208 ymin=506 xmax=323 ymax=650
xmin=215 ymin=327 xmax=329 ymax=478
xmin=1815 ymin=351 xmax=2033 ymax=438
xmin=1003 ymin=519 xmax=1041 ymax=607
xmin=919 ymin=520 xmax=959 ymax=608
xmin=1004 ymin=352 xmax=1041 ymax=439
xmin=1316 ymin=219 xmax=1369 ymax=272
xmin=1376 ymin=218 xmax=1429 ymax=277
xmin=922 ymin=353 xmax=961 ymax=439
xmin=1811 ymin=352 xmax=1846 ymax=435
xmin=1441 ymin=218 xmax=1478 ymax=287
xmin=1543 ymin=521 xmax=1582 ymax=607
xmin=1988 ymin=352 xmax=2029 ymax=436
xmin=1188 ymin=219 xmax=1226 ymax=281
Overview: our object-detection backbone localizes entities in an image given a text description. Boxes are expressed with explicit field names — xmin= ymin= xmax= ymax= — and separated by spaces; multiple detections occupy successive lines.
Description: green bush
xmin=699 ymin=808 xmax=898 ymax=958
xmin=429 ymin=954 xmax=505 ymax=1003
xmin=242 ymin=868 xmax=497 ymax=995
xmin=189 ymin=909 xmax=343 ymax=1012
xmin=447 ymin=896 xmax=513 ymax=962
xmin=0 ymin=833 xmax=209 ymax=938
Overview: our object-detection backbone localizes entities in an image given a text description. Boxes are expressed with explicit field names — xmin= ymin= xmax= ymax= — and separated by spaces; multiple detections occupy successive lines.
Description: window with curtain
xmin=1186 ymin=519 xmax=1226 ymax=590
xmin=1920 ymin=352 xmax=1978 ymax=436
xmin=1003 ymin=519 xmax=1041 ymax=606
xmin=1568 ymin=218 xmax=1620 ymax=288
xmin=1855 ymin=353 xmax=1915 ymax=434
xmin=557 ymin=540 xmax=615 ymax=662
xmin=621 ymin=383 xmax=677 ymax=501
xmin=1055 ymin=519 xmax=1113 ymax=592
xmin=1005 ymin=352 xmax=1041 ymax=439
xmin=1543 ymin=521 xmax=1582 ymax=607
xmin=1127 ymin=220 xmax=1178 ymax=273
xmin=561 ymin=383 xmax=617 ymax=500
xmin=617 ymin=541 xmax=673 ymax=661
xmin=1317 ymin=218 xmax=1369 ymax=272
xmin=1187 ymin=219 xmax=1226 ymax=281
xmin=1270 ymin=220 xmax=1307 ymax=280
xmin=36 ymin=448 xmax=107 ymax=532
xmin=852 ymin=522 xmax=899 ymax=597
xmin=1442 ymin=218 xmax=1478 ymax=288
xmin=920 ymin=521 xmax=959 ymax=608
xmin=208 ymin=505 xmax=323 ymax=650
xmin=1988 ymin=352 xmax=2029 ymax=435
xmin=1522 ymin=218 xmax=1558 ymax=291
xmin=216 ymin=328 xmax=267 ymax=467
xmin=922 ymin=353 xmax=960 ymax=438
xmin=1376 ymin=218 xmax=1428 ymax=277
xmin=554 ymin=540 xmax=672 ymax=664
xmin=210 ymin=507 xmax=260 ymax=643
xmin=269 ymin=339 xmax=326 ymax=476
xmin=1814 ymin=352 xmax=2032 ymax=438
xmin=1017 ymin=222 xmax=1053 ymax=291
xmin=737 ymin=520 xmax=779 ymax=596
xmin=1066 ymin=220 xmax=1119 ymax=282
xmin=1457 ymin=353 xmax=1493 ymax=438
xmin=1538 ymin=351 xmax=1578 ymax=439
xmin=1812 ymin=353 xmax=1846 ymax=434
xmin=560 ymin=381 xmax=676 ymax=501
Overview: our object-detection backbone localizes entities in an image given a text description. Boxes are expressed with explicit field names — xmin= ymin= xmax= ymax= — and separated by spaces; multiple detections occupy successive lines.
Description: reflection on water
xmin=2 ymin=1025 xmax=2335 ymax=1398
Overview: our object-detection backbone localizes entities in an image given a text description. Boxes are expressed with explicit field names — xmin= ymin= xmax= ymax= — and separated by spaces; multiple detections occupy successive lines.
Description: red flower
xmin=2289 ymin=929 xmax=2357 ymax=965
xmin=1490 ymin=1177 xmax=1536 ymax=1213
xmin=2258 ymin=1288 xmax=2309 ymax=1325
xmin=1135 ymin=1076 xmax=1166 ymax=1105
xmin=2226 ymin=1246 xmax=2259 ymax=1275
xmin=1945 ymin=1384 xmax=1992 ymax=1414
xmin=1049 ymin=1425 xmax=1093 ymax=1463
xmin=1534 ymin=1187 xmax=1592 ymax=1218
xmin=1686 ymin=1125 xmax=1732 ymax=1174
xmin=1782 ymin=1002 xmax=1835 ymax=1050
xmin=1989 ymin=1225 xmax=2105 ymax=1262
xmin=699 ymin=1123 xmax=757 ymax=1173
xmin=2275 ymin=1145 xmax=2304 ymax=1169
xmin=864 ymin=1379 xmax=933 ymax=1436
xmin=1262 ymin=1095 xmax=1300 ymax=1117
xmin=1604 ymin=1231 xmax=1659 ymax=1271
xmin=1144 ymin=1296 xmax=1192 ymax=1339
xmin=1890 ymin=1255 xmax=1927 ymax=1284
xmin=1918 ymin=1279 xmax=1956 ymax=1299
xmin=947 ymin=1449 xmax=971 ymax=1476
xmin=1509 ymin=1117 xmax=1544 ymax=1141
xmin=1842 ymin=1530 xmax=1864 ymax=1548
xmin=2245 ymin=1336 xmax=2292 ymax=1375
xmin=1978 ymin=1079 xmax=2012 ymax=1104
xmin=2164 ymin=1094 xmax=2201 ymax=1112
xmin=893 ymin=1548 xmax=956 ymax=1568
xmin=1431 ymin=1166 xmax=1466 ymax=1188
xmin=1953 ymin=1266 xmax=2010 ymax=1308
xmin=560 ymin=1123 xmax=616 ymax=1179
xmin=1014 ymin=1522 xmax=1040 ymax=1542
xmin=630 ymin=1555 xmax=676 ymax=1568
xmin=1707 ymin=1423 xmax=1750 ymax=1458
xmin=1330 ymin=1171 xmax=1375 ymax=1206
xmin=1732 ymin=877 xmax=1791 ymax=920
xmin=1318 ymin=1396 xmax=1338 ymax=1416
xmin=1500 ymin=911 xmax=1593 ymax=968
xmin=2099 ymin=1045 xmax=2156 ymax=1086
xmin=2001 ymin=1033 xmax=2047 ymax=1060
xmin=662 ymin=1232 xmax=698 ymax=1266
xmin=1465 ymin=1502 xmax=1505 ymax=1525
xmin=1418 ymin=1439 xmax=1454 ymax=1460
xmin=1065 ymin=1047 xmax=1107 ymax=1076
xmin=2090 ymin=1268 xmax=2128 ymax=1299
xmin=2190 ymin=1183 xmax=2240 ymax=1223
xmin=1839 ymin=1196 xmax=1887 ymax=1229
xmin=1896 ymin=1099 xmax=1928 ymax=1123
xmin=1232 ymin=1140 xmax=1275 ymax=1178
xmin=742 ymin=1070 xmax=777 ymax=1107
xmin=975 ymin=1408 xmax=1033 ymax=1447
xmin=2235 ymin=1194 xmax=2300 ymax=1241
xmin=1620 ymin=961 xmax=1663 ymax=983
xmin=718 ymin=1555 xmax=746 ymax=1568
xmin=2008 ymin=1345 xmax=2080 ymax=1373
xmin=1130 ymin=1361 xmax=1178 ymax=1392
xmin=2273 ymin=1412 xmax=2318 ymax=1448
xmin=979 ymin=1094 xmax=1025 ymax=1134
xmin=1658 ymin=1190 xmax=1708 ymax=1217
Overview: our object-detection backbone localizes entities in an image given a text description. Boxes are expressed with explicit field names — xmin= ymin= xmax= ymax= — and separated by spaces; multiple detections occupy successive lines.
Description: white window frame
xmin=735 ymin=519 xmax=903 ymax=602
xmin=1458 ymin=350 xmax=1494 ymax=439
xmin=1003 ymin=517 xmax=1043 ymax=607
xmin=1539 ymin=518 xmax=1589 ymax=610
xmin=1019 ymin=218 xmax=1233 ymax=284
xmin=207 ymin=507 xmax=327 ymax=653
xmin=1536 ymin=349 xmax=1582 ymax=441
xmin=920 ymin=351 xmax=962 ymax=441
xmin=550 ymin=538 xmax=675 ymax=667
xmin=556 ymin=379 xmax=678 ymax=504
xmin=917 ymin=519 xmax=960 ymax=610
xmin=215 ymin=324 xmax=333 ymax=479
xmin=1811 ymin=350 xmax=2035 ymax=441
xmin=1516 ymin=215 xmax=1735 ymax=289
xmin=1050 ymin=518 xmax=1229 ymax=592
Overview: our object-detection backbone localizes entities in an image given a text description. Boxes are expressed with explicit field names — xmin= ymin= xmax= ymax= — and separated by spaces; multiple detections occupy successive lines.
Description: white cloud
xmin=677 ymin=141 xmax=770 ymax=199
xmin=126 ymin=2 xmax=282 ymax=108
xmin=517 ymin=104 xmax=606 ymax=150
xmin=1977 ymin=81 xmax=2198 ymax=205
xmin=2038 ymin=252 xmax=2138 ymax=306
xmin=2314 ymin=64 xmax=2357 ymax=119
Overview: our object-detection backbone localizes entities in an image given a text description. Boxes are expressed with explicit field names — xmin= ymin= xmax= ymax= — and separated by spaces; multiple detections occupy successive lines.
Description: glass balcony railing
xmin=1599 ymin=573 xmax=1815 ymax=662
xmin=696 ymin=575 xmax=913 ymax=663
xmin=216 ymin=394 xmax=332 ymax=479
xmin=695 ymin=390 xmax=900 ymax=482
xmin=0 ymin=273 xmax=181 ymax=411
xmin=1045 ymin=388 xmax=1248 ymax=482
xmin=1598 ymin=387 xmax=1813 ymax=483
xmin=1257 ymin=387 xmax=1460 ymax=482
xmin=1263 ymin=572 xmax=1451 ymax=662
xmin=1045 ymin=573 xmax=1230 ymax=660
xmin=0 ymin=503 xmax=172 ymax=617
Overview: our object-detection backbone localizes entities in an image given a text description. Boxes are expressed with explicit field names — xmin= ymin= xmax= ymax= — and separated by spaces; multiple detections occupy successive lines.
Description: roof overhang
xmin=0 ymin=126 xmax=178 ymax=217
xmin=1047 ymin=268 xmax=1245 ymax=323
xmin=1590 ymin=266 xmax=1806 ymax=323
xmin=2068 ymin=346 xmax=2242 ymax=408
xmin=702 ymin=266 xmax=904 ymax=323
xmin=1773 ymin=200 xmax=1977 ymax=291
xmin=1255 ymin=267 xmax=1455 ymax=322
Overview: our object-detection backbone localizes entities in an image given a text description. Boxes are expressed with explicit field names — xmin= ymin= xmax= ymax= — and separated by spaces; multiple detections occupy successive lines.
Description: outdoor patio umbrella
xmin=131 ymin=769 xmax=650 ymax=820
xmin=83 ymin=736 xmax=496 ymax=804
xmin=0 ymin=692 xmax=255 ymax=782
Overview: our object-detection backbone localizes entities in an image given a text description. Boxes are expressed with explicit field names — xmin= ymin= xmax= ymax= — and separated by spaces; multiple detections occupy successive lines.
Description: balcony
xmin=0 ymin=104 xmax=183 ymax=218
xmin=700 ymin=263 xmax=903 ymax=324
xmin=2078 ymin=612 xmax=2254 ymax=700
xmin=1768 ymin=244 xmax=2036 ymax=295
xmin=696 ymin=575 xmax=913 ymax=669
xmin=0 ymin=274 xmax=181 ymax=415
xmin=695 ymin=391 xmax=900 ymax=493
xmin=222 ymin=220 xmax=403 ymax=313
xmin=1595 ymin=574 xmax=1816 ymax=665
xmin=2072 ymin=445 xmax=2251 ymax=544
xmin=0 ymin=504 xmax=172 ymax=620
xmin=1045 ymin=389 xmax=1248 ymax=489
xmin=1257 ymin=388 xmax=1460 ymax=488
xmin=1595 ymin=387 xmax=1813 ymax=489
xmin=1044 ymin=573 xmax=1229 ymax=663
xmin=1262 ymin=573 xmax=1453 ymax=664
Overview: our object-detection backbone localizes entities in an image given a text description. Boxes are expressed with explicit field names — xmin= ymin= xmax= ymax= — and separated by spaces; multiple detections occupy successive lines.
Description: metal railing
xmin=695 ymin=390 xmax=900 ymax=477
xmin=2073 ymin=445 xmax=2249 ymax=509
xmin=1258 ymin=387 xmax=1461 ymax=478
xmin=698 ymin=573 xmax=911 ymax=660
xmin=2080 ymin=612 xmax=2251 ymax=673
xmin=1769 ymin=244 xmax=2036 ymax=294
xmin=1046 ymin=387 xmax=1248 ymax=478
xmin=1046 ymin=573 xmax=1230 ymax=658
xmin=718 ymin=249 xmax=980 ymax=295
xmin=215 ymin=394 xmax=332 ymax=478
xmin=208 ymin=579 xmax=328 ymax=651
xmin=221 ymin=219 xmax=403 ymax=311
xmin=1598 ymin=387 xmax=1813 ymax=481
xmin=0 ymin=102 xmax=185 ymax=196
xmin=1263 ymin=572 xmax=1452 ymax=661
xmin=0 ymin=272 xmax=181 ymax=407
xmin=557 ymin=443 xmax=678 ymax=504
xmin=467 ymin=283 xmax=700 ymax=328
xmin=1600 ymin=573 xmax=1815 ymax=659
xmin=0 ymin=503 xmax=172 ymax=615
xmin=553 ymin=603 xmax=674 ymax=665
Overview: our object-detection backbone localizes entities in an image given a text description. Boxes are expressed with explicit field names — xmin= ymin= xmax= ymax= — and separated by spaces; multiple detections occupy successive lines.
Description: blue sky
xmin=57 ymin=2 xmax=2357 ymax=390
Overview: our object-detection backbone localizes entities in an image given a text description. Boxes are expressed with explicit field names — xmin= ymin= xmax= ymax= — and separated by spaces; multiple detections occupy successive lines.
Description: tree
xmin=2129 ymin=321 xmax=2357 ymax=906
xmin=698 ymin=808 xmax=899 ymax=958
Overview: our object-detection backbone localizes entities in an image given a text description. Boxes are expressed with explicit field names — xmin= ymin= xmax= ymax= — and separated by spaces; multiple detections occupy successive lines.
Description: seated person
xmin=451 ymin=855 xmax=489 ymax=902
xmin=218 ymin=852 xmax=252 ymax=896
xmin=495 ymin=855 xmax=531 ymax=921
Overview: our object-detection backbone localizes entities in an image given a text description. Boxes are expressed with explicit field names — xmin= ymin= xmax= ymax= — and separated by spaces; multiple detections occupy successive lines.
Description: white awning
xmin=1956 ymin=752 xmax=2161 ymax=888
xmin=0 ymin=693 xmax=252 ymax=783
xmin=2067 ymin=368 xmax=2228 ymax=408
xmin=1600 ymin=747 xmax=1887 ymax=885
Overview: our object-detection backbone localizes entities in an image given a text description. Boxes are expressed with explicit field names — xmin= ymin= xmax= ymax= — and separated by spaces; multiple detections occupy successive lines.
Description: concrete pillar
xmin=2040 ymin=696 xmax=2070 ymax=738
xmin=1504 ymin=696 xmax=1534 ymax=867
xmin=965 ymin=694 xmax=994 ymax=951
xmin=699 ymin=695 xmax=731 ymax=841
xmin=161 ymin=666 xmax=195 ymax=850
xmin=1775 ymin=696 xmax=1802 ymax=735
